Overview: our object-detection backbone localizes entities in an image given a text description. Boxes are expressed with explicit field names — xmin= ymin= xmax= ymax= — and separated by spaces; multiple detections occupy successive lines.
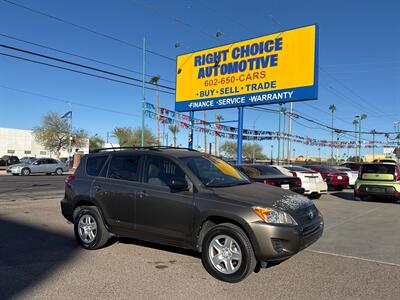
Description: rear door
xmin=44 ymin=159 xmax=58 ymax=172
xmin=92 ymin=154 xmax=143 ymax=234
xmin=31 ymin=159 xmax=47 ymax=173
xmin=135 ymin=154 xmax=195 ymax=247
xmin=361 ymin=164 xmax=395 ymax=181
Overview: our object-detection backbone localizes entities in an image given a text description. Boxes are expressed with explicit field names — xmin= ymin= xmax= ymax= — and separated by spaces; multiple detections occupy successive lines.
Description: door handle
xmin=138 ymin=191 xmax=148 ymax=198
xmin=94 ymin=185 xmax=102 ymax=191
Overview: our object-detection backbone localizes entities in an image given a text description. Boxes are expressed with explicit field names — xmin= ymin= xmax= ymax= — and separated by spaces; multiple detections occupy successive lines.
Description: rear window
xmin=285 ymin=166 xmax=313 ymax=172
xmin=108 ymin=155 xmax=140 ymax=182
xmin=361 ymin=164 xmax=395 ymax=175
xmin=239 ymin=165 xmax=282 ymax=176
xmin=86 ymin=155 xmax=108 ymax=177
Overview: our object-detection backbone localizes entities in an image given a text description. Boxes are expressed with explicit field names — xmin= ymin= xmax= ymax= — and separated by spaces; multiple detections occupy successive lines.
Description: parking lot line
xmin=323 ymin=206 xmax=381 ymax=231
xmin=306 ymin=249 xmax=400 ymax=268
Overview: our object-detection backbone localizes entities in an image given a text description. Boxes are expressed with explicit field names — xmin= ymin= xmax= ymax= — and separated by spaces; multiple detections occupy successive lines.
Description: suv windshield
xmin=181 ymin=156 xmax=250 ymax=187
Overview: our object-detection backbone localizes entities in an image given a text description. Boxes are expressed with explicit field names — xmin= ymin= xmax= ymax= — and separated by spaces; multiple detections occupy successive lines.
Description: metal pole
xmin=203 ymin=111 xmax=207 ymax=153
xmin=141 ymin=37 xmax=146 ymax=146
xmin=359 ymin=121 xmax=362 ymax=162
xmin=188 ymin=111 xmax=194 ymax=149
xmin=214 ymin=112 xmax=218 ymax=156
xmin=372 ymin=132 xmax=375 ymax=160
xmin=287 ymin=102 xmax=293 ymax=162
xmin=331 ymin=110 xmax=334 ymax=161
xmin=282 ymin=111 xmax=286 ymax=162
xmin=237 ymin=107 xmax=244 ymax=164
xmin=156 ymin=83 xmax=160 ymax=145
xmin=277 ymin=106 xmax=281 ymax=165
xmin=252 ymin=120 xmax=256 ymax=163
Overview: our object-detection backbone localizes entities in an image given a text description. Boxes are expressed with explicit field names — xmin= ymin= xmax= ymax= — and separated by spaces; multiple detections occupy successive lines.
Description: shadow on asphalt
xmin=118 ymin=237 xmax=201 ymax=259
xmin=0 ymin=218 xmax=78 ymax=299
xmin=331 ymin=191 xmax=398 ymax=204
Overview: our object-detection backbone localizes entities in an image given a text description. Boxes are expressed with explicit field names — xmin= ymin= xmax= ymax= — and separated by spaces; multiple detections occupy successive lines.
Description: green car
xmin=354 ymin=162 xmax=400 ymax=202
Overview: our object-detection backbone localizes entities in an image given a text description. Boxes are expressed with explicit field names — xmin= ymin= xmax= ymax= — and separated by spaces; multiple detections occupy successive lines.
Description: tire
xmin=55 ymin=168 xmax=63 ymax=175
xmin=21 ymin=168 xmax=31 ymax=176
xmin=201 ymin=223 xmax=257 ymax=283
xmin=308 ymin=194 xmax=322 ymax=200
xmin=74 ymin=206 xmax=110 ymax=250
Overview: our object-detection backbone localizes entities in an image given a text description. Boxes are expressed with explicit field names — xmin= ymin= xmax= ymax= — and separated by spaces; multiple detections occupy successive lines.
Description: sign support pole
xmin=188 ymin=111 xmax=194 ymax=149
xmin=237 ymin=107 xmax=244 ymax=163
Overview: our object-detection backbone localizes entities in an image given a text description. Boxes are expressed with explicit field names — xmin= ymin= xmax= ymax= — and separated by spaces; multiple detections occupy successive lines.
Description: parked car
xmin=305 ymin=165 xmax=349 ymax=191
xmin=279 ymin=166 xmax=328 ymax=199
xmin=7 ymin=158 xmax=69 ymax=175
xmin=354 ymin=162 xmax=400 ymax=202
xmin=340 ymin=162 xmax=361 ymax=171
xmin=334 ymin=166 xmax=358 ymax=187
xmin=235 ymin=164 xmax=305 ymax=194
xmin=61 ymin=147 xmax=323 ymax=283
xmin=0 ymin=155 xmax=19 ymax=166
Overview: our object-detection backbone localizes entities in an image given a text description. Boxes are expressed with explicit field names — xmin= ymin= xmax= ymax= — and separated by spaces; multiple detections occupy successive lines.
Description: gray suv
xmin=61 ymin=147 xmax=323 ymax=282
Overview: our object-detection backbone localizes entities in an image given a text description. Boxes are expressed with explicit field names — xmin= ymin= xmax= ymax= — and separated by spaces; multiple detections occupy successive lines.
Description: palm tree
xmin=168 ymin=125 xmax=180 ymax=147
xmin=329 ymin=104 xmax=336 ymax=161
xmin=149 ymin=75 xmax=161 ymax=145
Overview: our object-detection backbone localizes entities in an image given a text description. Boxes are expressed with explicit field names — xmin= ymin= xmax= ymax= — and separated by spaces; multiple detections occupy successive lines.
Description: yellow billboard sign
xmin=175 ymin=24 xmax=318 ymax=111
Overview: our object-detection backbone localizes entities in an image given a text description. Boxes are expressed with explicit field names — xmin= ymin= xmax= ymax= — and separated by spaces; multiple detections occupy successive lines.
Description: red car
xmin=305 ymin=165 xmax=349 ymax=191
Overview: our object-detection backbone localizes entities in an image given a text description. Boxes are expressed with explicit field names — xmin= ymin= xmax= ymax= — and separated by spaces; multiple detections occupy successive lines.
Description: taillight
xmin=64 ymin=174 xmax=76 ymax=185
xmin=395 ymin=166 xmax=400 ymax=181
xmin=263 ymin=180 xmax=277 ymax=186
xmin=295 ymin=178 xmax=302 ymax=187
xmin=290 ymin=171 xmax=297 ymax=177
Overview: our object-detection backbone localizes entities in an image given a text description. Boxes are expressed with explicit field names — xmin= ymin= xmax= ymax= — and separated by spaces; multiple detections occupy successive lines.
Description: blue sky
xmin=0 ymin=0 xmax=399 ymax=157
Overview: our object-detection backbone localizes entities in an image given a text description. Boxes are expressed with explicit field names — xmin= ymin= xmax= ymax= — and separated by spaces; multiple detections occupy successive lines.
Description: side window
xmin=86 ymin=155 xmax=108 ymax=177
xmin=145 ymin=156 xmax=185 ymax=187
xmin=108 ymin=155 xmax=140 ymax=182
xmin=47 ymin=159 xmax=57 ymax=164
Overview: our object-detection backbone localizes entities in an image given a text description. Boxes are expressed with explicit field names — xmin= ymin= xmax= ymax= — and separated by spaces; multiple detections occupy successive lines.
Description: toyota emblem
xmin=307 ymin=210 xmax=315 ymax=219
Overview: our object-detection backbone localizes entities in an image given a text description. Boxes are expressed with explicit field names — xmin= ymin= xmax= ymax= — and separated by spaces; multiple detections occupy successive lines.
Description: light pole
xmin=370 ymin=129 xmax=377 ymax=160
xmin=141 ymin=37 xmax=146 ymax=146
xmin=318 ymin=147 xmax=321 ymax=162
xmin=149 ymin=75 xmax=161 ymax=145
xmin=61 ymin=105 xmax=72 ymax=165
xmin=329 ymin=104 xmax=336 ymax=161
xmin=355 ymin=114 xmax=367 ymax=162
xmin=270 ymin=144 xmax=274 ymax=165
xmin=353 ymin=119 xmax=359 ymax=160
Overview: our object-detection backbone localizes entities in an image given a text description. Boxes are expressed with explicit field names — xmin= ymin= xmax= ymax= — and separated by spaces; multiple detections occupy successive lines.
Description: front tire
xmin=55 ymin=168 xmax=63 ymax=175
xmin=21 ymin=168 xmax=31 ymax=176
xmin=74 ymin=206 xmax=110 ymax=250
xmin=201 ymin=223 xmax=257 ymax=283
xmin=308 ymin=194 xmax=322 ymax=200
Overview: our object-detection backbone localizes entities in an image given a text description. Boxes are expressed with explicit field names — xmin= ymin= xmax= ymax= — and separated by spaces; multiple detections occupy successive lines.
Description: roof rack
xmin=90 ymin=146 xmax=199 ymax=153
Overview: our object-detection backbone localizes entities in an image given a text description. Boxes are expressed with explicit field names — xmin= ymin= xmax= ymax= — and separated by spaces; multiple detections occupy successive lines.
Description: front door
xmin=135 ymin=155 xmax=195 ymax=247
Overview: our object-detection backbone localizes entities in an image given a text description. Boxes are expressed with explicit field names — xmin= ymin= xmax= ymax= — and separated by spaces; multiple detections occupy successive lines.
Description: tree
xmin=33 ymin=112 xmax=88 ymax=158
xmin=219 ymin=141 xmax=266 ymax=161
xmin=168 ymin=125 xmax=180 ymax=147
xmin=113 ymin=127 xmax=157 ymax=146
xmin=89 ymin=134 xmax=105 ymax=151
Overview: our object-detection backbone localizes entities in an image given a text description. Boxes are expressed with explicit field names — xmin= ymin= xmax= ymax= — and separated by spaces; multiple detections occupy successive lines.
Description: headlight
xmin=252 ymin=207 xmax=297 ymax=225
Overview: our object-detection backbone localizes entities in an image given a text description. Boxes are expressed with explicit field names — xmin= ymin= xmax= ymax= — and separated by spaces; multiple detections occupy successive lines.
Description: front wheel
xmin=74 ymin=206 xmax=110 ymax=250
xmin=308 ymin=193 xmax=322 ymax=200
xmin=202 ymin=223 xmax=257 ymax=283
xmin=55 ymin=168 xmax=63 ymax=175
xmin=21 ymin=168 xmax=31 ymax=176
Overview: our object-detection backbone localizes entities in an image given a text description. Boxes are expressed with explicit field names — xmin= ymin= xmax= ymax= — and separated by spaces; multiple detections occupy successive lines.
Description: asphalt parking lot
xmin=1 ymin=175 xmax=399 ymax=299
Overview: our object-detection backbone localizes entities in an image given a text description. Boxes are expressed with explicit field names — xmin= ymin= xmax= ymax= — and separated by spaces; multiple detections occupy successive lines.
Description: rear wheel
xmin=21 ymin=168 xmax=31 ymax=176
xmin=74 ymin=206 xmax=110 ymax=250
xmin=201 ymin=223 xmax=256 ymax=283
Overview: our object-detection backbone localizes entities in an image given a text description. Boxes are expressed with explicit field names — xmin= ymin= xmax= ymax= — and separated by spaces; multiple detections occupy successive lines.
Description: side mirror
xmin=169 ymin=177 xmax=189 ymax=191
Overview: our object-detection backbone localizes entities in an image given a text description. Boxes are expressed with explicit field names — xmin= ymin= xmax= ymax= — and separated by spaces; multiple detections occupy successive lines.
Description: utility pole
xmin=282 ymin=108 xmax=286 ymax=162
xmin=149 ymin=75 xmax=161 ymax=145
xmin=141 ymin=37 xmax=146 ymax=146
xmin=329 ymin=104 xmax=336 ymax=162
xmin=214 ymin=112 xmax=218 ymax=156
xmin=270 ymin=145 xmax=274 ymax=165
xmin=287 ymin=102 xmax=293 ymax=163
xmin=353 ymin=119 xmax=359 ymax=161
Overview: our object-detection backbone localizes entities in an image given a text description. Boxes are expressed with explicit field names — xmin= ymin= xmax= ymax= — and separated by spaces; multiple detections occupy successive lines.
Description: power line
xmin=0 ymin=84 xmax=140 ymax=117
xmin=1 ymin=0 xmax=175 ymax=62
xmin=0 ymin=51 xmax=175 ymax=95
xmin=0 ymin=32 xmax=176 ymax=84
xmin=0 ymin=43 xmax=175 ymax=92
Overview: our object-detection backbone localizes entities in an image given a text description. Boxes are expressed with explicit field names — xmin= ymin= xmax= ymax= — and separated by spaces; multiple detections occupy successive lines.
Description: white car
xmin=334 ymin=166 xmax=358 ymax=186
xmin=273 ymin=165 xmax=328 ymax=199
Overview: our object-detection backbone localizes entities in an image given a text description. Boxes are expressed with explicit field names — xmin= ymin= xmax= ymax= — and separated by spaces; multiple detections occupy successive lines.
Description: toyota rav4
xmin=61 ymin=147 xmax=323 ymax=282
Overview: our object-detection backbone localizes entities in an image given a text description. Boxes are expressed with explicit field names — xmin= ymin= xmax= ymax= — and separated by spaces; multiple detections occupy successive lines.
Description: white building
xmin=0 ymin=127 xmax=89 ymax=159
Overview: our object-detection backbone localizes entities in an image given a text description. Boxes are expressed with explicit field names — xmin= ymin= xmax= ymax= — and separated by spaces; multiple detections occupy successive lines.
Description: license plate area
xmin=281 ymin=184 xmax=290 ymax=190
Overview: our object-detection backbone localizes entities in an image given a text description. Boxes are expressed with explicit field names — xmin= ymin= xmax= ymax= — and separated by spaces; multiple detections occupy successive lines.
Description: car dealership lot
xmin=0 ymin=177 xmax=399 ymax=299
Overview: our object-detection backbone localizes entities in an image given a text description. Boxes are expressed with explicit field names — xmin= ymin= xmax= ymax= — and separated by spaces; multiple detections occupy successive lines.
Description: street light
xmin=61 ymin=104 xmax=72 ymax=165
xmin=354 ymin=114 xmax=367 ymax=162
xmin=329 ymin=104 xmax=336 ymax=161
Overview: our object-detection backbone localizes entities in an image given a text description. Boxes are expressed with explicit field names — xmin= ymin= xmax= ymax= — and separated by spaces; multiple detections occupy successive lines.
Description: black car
xmin=0 ymin=155 xmax=19 ymax=166
xmin=61 ymin=147 xmax=322 ymax=283
xmin=236 ymin=164 xmax=305 ymax=195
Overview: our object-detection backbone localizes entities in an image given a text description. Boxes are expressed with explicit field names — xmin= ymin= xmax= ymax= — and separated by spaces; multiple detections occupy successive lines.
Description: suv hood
xmin=211 ymin=182 xmax=313 ymax=213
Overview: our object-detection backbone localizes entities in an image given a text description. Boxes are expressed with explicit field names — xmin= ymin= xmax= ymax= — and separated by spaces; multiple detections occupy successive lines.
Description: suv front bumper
xmin=249 ymin=216 xmax=324 ymax=262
